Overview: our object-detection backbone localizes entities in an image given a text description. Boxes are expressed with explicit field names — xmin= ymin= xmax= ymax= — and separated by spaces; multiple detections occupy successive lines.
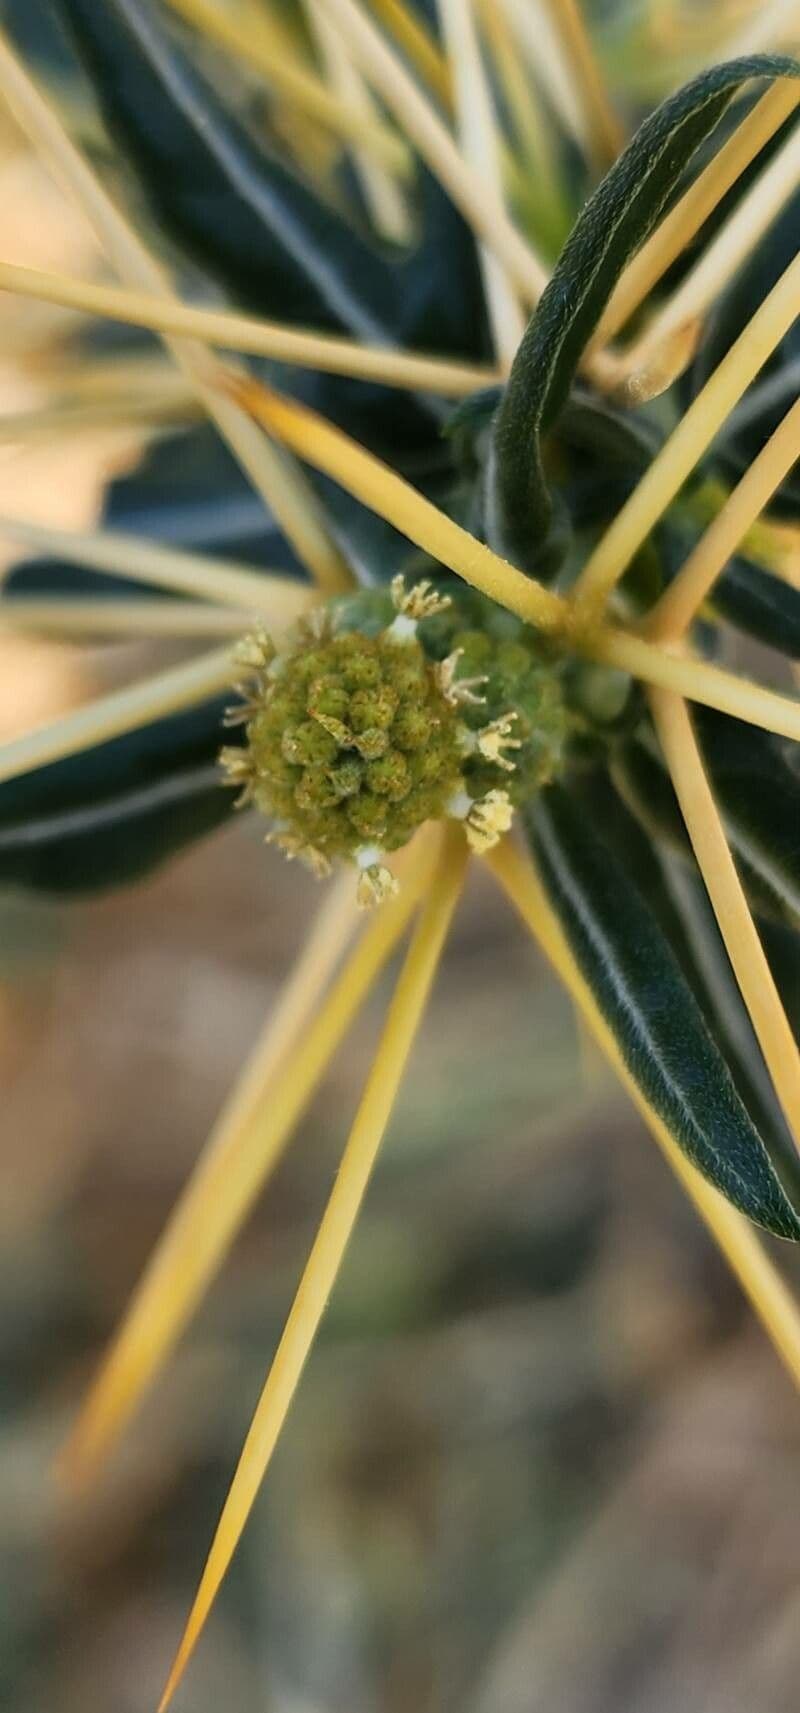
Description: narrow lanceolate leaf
xmin=487 ymin=55 xmax=799 ymax=573
xmin=488 ymin=837 xmax=800 ymax=1394
xmin=0 ymin=698 xmax=231 ymax=891
xmin=158 ymin=824 xmax=467 ymax=1712
xmin=527 ymin=785 xmax=800 ymax=1238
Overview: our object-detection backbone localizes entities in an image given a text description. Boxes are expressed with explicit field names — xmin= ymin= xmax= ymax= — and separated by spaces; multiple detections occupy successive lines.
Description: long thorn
xmin=647 ymin=393 xmax=800 ymax=640
xmin=157 ymin=824 xmax=467 ymax=1710
xmin=304 ymin=0 xmax=412 ymax=241
xmin=221 ymin=375 xmax=800 ymax=743
xmin=436 ymin=0 xmax=525 ymax=366
xmin=650 ymin=690 xmax=800 ymax=1153
xmin=0 ymin=511 xmax=312 ymax=614
xmin=0 ymin=261 xmax=501 ymax=397
xmin=61 ymin=842 xmax=436 ymax=1482
xmin=226 ymin=373 xmax=567 ymax=631
xmin=587 ymin=627 xmax=800 ymax=744
xmin=164 ymin=0 xmax=411 ymax=173
xmin=313 ymin=0 xmax=549 ymax=304
xmin=487 ymin=836 xmax=800 ymax=1392
xmin=366 ymin=0 xmax=453 ymax=107
xmin=498 ymin=0 xmax=591 ymax=157
xmin=574 ymin=246 xmax=800 ymax=609
xmin=619 ymin=115 xmax=800 ymax=392
xmin=0 ymin=646 xmax=236 ymax=784
xmin=0 ymin=27 xmax=350 ymax=593
xmin=0 ymin=598 xmax=255 ymax=638
xmin=478 ymin=0 xmax=571 ymax=252
xmin=540 ymin=0 xmax=623 ymax=171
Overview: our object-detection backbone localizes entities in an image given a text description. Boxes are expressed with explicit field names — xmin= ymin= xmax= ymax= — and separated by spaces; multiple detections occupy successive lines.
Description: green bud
xmin=391 ymin=704 xmax=432 ymax=751
xmin=349 ymin=685 xmax=398 ymax=733
xmin=366 ymin=750 xmax=412 ymax=800
xmin=309 ymin=677 xmax=350 ymax=723
xmin=282 ymin=720 xmax=339 ymax=766
xmin=347 ymin=790 xmax=389 ymax=840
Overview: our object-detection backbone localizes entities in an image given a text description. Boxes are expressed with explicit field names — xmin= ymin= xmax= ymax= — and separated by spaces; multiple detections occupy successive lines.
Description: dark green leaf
xmin=555 ymin=389 xmax=664 ymax=534
xmin=488 ymin=55 xmax=799 ymax=572
xmin=0 ymin=697 xmax=233 ymax=891
xmin=610 ymin=736 xmax=693 ymax=854
xmin=527 ymin=784 xmax=800 ymax=1237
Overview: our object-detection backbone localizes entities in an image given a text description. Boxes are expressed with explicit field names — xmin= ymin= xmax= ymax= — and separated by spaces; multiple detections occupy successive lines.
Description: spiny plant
xmin=1 ymin=0 xmax=800 ymax=1703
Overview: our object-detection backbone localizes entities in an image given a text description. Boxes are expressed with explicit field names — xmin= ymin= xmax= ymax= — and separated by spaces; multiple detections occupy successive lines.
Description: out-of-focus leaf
xmin=528 ymin=784 xmax=800 ymax=1237
xmin=55 ymin=0 xmax=397 ymax=337
xmin=4 ymin=426 xmax=305 ymax=601
xmin=54 ymin=0 xmax=488 ymax=359
xmin=488 ymin=56 xmax=798 ymax=572
xmin=0 ymin=697 xmax=234 ymax=891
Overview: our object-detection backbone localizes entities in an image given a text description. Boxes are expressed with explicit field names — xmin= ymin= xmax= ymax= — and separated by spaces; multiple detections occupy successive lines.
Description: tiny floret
xmin=465 ymin=790 xmax=514 ymax=853
xmin=437 ymin=649 xmax=487 ymax=707
xmin=355 ymin=848 xmax=400 ymax=909
xmin=391 ymin=574 xmax=451 ymax=622
xmin=476 ymin=713 xmax=521 ymax=771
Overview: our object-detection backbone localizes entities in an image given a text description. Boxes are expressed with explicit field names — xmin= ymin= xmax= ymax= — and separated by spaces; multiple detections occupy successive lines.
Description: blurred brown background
xmin=3 ymin=812 xmax=800 ymax=1713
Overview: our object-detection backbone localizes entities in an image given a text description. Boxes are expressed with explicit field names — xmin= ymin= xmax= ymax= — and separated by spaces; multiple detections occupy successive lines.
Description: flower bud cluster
xmin=221 ymin=581 xmax=570 ymax=903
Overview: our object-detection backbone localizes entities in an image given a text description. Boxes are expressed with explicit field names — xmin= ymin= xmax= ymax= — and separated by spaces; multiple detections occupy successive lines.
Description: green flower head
xmin=221 ymin=578 xmax=572 ymax=902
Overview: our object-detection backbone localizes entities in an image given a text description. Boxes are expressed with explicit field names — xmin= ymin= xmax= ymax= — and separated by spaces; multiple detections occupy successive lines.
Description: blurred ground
xmin=2 ymin=814 xmax=800 ymax=1713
